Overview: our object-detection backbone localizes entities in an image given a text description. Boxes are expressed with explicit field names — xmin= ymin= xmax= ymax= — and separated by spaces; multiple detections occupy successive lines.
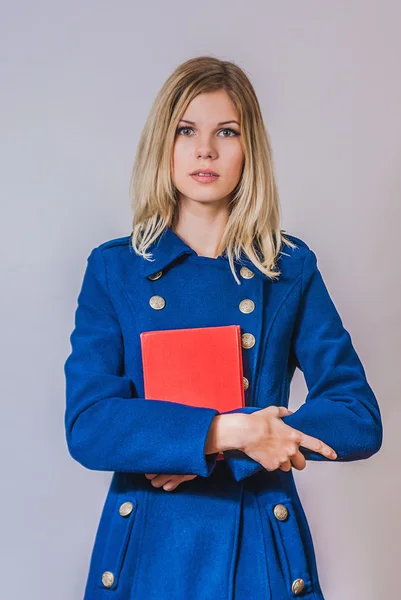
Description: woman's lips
xmin=190 ymin=174 xmax=219 ymax=183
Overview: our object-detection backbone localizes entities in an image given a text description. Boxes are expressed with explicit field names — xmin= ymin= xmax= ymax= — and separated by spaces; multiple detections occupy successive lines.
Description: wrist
xmin=232 ymin=413 xmax=254 ymax=451
xmin=205 ymin=414 xmax=250 ymax=454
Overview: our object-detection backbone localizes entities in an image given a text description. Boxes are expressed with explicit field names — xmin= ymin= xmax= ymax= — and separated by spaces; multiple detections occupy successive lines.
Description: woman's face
xmin=172 ymin=89 xmax=244 ymax=207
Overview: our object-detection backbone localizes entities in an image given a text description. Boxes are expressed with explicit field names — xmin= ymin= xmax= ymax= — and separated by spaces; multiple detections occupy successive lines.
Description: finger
xmin=145 ymin=474 xmax=158 ymax=479
xmin=149 ymin=474 xmax=172 ymax=488
xmin=163 ymin=475 xmax=189 ymax=491
xmin=163 ymin=474 xmax=197 ymax=490
xmin=288 ymin=450 xmax=307 ymax=471
xmin=276 ymin=406 xmax=294 ymax=417
xmin=279 ymin=459 xmax=292 ymax=472
xmin=163 ymin=481 xmax=176 ymax=491
xmin=297 ymin=432 xmax=337 ymax=458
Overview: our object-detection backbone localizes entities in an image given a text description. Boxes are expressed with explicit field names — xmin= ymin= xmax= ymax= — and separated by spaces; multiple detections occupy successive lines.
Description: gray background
xmin=1 ymin=1 xmax=399 ymax=598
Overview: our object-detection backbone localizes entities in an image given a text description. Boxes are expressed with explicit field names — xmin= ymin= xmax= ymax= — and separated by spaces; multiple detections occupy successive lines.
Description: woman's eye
xmin=176 ymin=127 xmax=193 ymax=136
xmin=219 ymin=128 xmax=240 ymax=137
xmin=176 ymin=127 xmax=240 ymax=137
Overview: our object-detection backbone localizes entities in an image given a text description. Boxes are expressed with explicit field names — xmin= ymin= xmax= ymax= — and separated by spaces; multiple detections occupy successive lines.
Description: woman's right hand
xmin=240 ymin=406 xmax=337 ymax=472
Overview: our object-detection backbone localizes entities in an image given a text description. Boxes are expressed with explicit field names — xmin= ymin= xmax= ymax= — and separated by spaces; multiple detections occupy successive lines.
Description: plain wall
xmin=1 ymin=1 xmax=399 ymax=598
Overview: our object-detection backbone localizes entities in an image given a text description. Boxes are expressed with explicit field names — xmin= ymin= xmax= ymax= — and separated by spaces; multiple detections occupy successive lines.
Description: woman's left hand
xmin=145 ymin=473 xmax=197 ymax=491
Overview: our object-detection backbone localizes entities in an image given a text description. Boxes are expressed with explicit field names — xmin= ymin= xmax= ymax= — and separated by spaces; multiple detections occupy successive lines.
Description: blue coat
xmin=64 ymin=225 xmax=383 ymax=600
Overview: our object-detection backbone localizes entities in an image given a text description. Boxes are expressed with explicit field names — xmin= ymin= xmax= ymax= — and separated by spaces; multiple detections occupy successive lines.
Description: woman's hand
xmin=145 ymin=473 xmax=197 ymax=491
xmin=240 ymin=406 xmax=337 ymax=472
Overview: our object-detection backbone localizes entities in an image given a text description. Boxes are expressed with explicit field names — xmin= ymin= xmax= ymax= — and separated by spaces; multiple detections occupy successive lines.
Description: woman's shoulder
xmin=280 ymin=230 xmax=310 ymax=251
xmin=85 ymin=233 xmax=136 ymax=274
xmin=278 ymin=231 xmax=314 ymax=266
xmin=95 ymin=233 xmax=132 ymax=252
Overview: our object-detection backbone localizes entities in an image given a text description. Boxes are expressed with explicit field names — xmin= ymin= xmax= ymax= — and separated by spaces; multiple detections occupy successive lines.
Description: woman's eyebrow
xmin=179 ymin=119 xmax=240 ymax=126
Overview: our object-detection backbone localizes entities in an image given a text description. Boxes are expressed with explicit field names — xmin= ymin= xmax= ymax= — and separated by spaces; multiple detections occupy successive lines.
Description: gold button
xmin=101 ymin=571 xmax=115 ymax=588
xmin=240 ymin=266 xmax=255 ymax=279
xmin=243 ymin=377 xmax=249 ymax=390
xmin=273 ymin=504 xmax=288 ymax=521
xmin=292 ymin=578 xmax=305 ymax=595
xmin=239 ymin=299 xmax=255 ymax=314
xmin=148 ymin=270 xmax=163 ymax=280
xmin=119 ymin=501 xmax=133 ymax=517
xmin=241 ymin=333 xmax=255 ymax=349
xmin=149 ymin=295 xmax=166 ymax=310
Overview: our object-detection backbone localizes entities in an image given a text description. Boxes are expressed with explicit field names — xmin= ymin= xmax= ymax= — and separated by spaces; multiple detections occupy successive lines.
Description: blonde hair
xmin=129 ymin=55 xmax=297 ymax=285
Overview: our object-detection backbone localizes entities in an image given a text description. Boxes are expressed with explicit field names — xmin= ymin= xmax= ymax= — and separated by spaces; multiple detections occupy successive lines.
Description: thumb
xmin=277 ymin=406 xmax=294 ymax=417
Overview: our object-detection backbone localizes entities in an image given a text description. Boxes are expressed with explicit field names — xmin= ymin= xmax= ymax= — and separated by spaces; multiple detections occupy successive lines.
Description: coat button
xmin=149 ymin=295 xmax=166 ymax=310
xmin=273 ymin=504 xmax=288 ymax=521
xmin=101 ymin=571 xmax=115 ymax=588
xmin=241 ymin=333 xmax=255 ymax=349
xmin=291 ymin=578 xmax=305 ymax=595
xmin=239 ymin=299 xmax=255 ymax=314
xmin=240 ymin=266 xmax=255 ymax=279
xmin=148 ymin=270 xmax=163 ymax=280
xmin=243 ymin=377 xmax=249 ymax=390
xmin=119 ymin=501 xmax=134 ymax=517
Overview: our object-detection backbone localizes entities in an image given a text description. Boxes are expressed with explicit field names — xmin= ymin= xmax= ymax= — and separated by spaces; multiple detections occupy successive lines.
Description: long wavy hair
xmin=129 ymin=55 xmax=297 ymax=285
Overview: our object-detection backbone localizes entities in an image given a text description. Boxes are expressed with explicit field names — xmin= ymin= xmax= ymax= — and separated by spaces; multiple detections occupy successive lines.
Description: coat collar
xmin=139 ymin=226 xmax=272 ymax=280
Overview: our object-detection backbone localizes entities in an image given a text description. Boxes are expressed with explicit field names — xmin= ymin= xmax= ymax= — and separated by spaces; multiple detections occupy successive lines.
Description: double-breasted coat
xmin=64 ymin=225 xmax=383 ymax=600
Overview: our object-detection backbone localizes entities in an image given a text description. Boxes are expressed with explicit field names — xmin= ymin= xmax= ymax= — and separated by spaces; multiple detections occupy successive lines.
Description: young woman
xmin=64 ymin=55 xmax=383 ymax=600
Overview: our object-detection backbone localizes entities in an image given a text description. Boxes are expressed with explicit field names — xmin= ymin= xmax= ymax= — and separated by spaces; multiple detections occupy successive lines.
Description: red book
xmin=140 ymin=324 xmax=245 ymax=461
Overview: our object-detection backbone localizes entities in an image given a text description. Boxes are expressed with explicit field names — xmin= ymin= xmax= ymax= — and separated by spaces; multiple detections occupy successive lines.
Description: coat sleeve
xmin=221 ymin=248 xmax=383 ymax=482
xmin=64 ymin=246 xmax=220 ymax=477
